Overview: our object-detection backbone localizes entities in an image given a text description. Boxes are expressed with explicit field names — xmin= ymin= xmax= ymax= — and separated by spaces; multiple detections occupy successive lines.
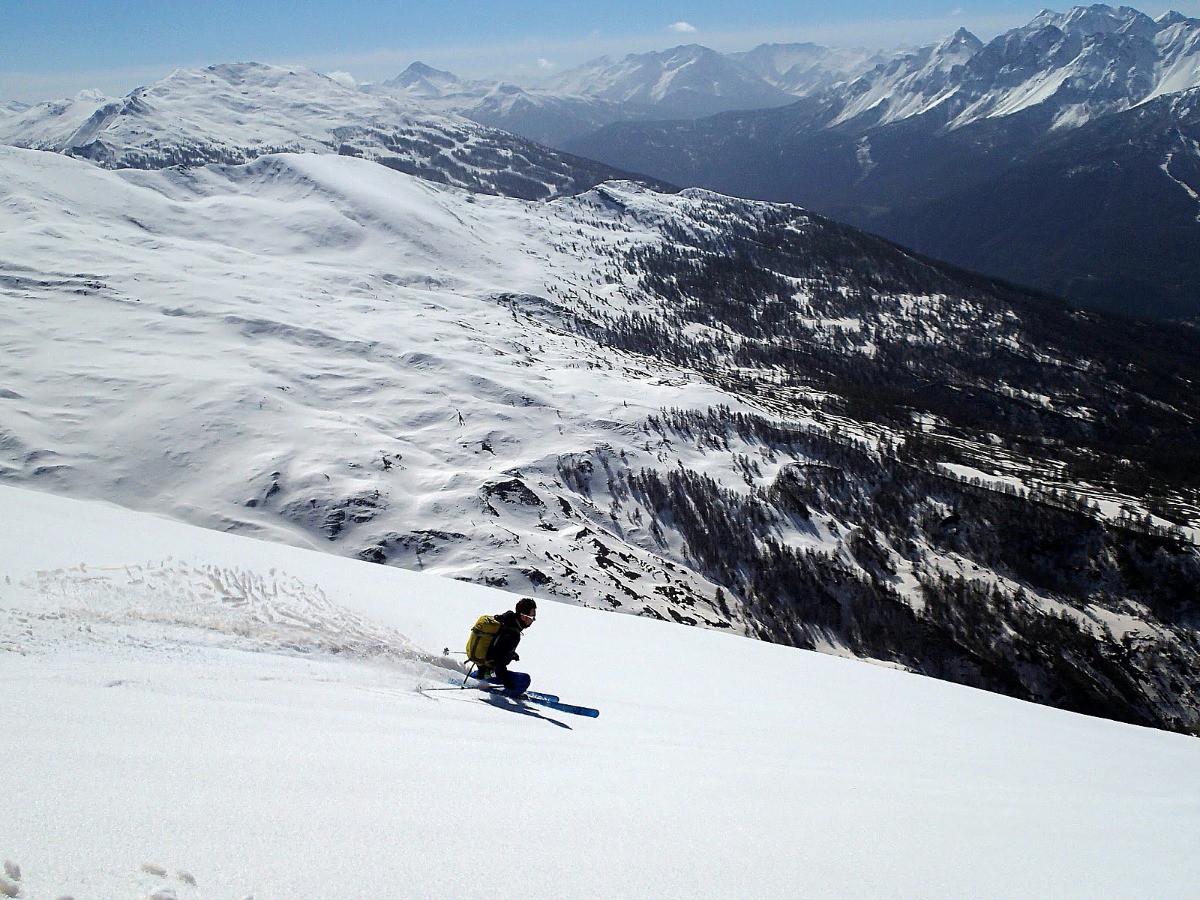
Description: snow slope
xmin=3 ymin=141 xmax=1198 ymax=737
xmin=0 ymin=144 xmax=761 ymax=628
xmin=2 ymin=483 xmax=1198 ymax=899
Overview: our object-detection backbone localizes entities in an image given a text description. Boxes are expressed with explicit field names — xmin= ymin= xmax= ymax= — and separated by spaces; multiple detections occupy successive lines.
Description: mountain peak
xmin=401 ymin=61 xmax=455 ymax=78
xmin=1157 ymin=10 xmax=1200 ymax=28
xmin=937 ymin=27 xmax=984 ymax=54
xmin=386 ymin=61 xmax=463 ymax=92
xmin=1031 ymin=4 xmax=1158 ymax=38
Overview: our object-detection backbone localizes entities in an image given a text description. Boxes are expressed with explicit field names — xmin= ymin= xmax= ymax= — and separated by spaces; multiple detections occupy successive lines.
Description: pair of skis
xmin=477 ymin=683 xmax=600 ymax=718
xmin=424 ymin=681 xmax=599 ymax=718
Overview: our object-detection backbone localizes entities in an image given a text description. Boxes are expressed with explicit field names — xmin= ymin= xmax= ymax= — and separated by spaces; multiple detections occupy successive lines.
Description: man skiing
xmin=472 ymin=597 xmax=536 ymax=696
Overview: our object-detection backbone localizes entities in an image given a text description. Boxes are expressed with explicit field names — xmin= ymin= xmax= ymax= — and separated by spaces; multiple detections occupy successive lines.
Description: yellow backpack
xmin=466 ymin=615 xmax=502 ymax=667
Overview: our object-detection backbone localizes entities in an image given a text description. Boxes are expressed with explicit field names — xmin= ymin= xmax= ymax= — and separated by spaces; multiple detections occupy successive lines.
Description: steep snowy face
xmin=829 ymin=5 xmax=1200 ymax=132
xmin=1151 ymin=18 xmax=1200 ymax=98
xmin=0 ymin=62 xmax=664 ymax=200
xmin=1031 ymin=3 xmax=1159 ymax=38
xmin=831 ymin=28 xmax=984 ymax=127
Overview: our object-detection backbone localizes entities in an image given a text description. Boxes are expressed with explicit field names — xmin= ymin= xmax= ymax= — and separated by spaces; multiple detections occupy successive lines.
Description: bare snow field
xmin=1 ymin=484 xmax=1198 ymax=899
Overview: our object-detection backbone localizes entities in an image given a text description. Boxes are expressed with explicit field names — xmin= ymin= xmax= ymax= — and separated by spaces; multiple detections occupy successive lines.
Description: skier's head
xmin=516 ymin=597 xmax=537 ymax=626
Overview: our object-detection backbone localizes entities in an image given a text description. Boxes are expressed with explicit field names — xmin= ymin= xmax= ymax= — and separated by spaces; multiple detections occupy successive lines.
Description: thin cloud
xmin=669 ymin=22 xmax=698 ymax=34
xmin=0 ymin=63 xmax=181 ymax=103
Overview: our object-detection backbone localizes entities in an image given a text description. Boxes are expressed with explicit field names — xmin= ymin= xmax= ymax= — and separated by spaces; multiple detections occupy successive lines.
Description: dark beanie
xmin=515 ymin=597 xmax=537 ymax=615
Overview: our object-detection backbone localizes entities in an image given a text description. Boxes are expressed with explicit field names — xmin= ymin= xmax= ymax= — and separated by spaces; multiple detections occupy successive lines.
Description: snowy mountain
xmin=875 ymin=84 xmax=1200 ymax=315
xmin=566 ymin=4 xmax=1200 ymax=317
xmin=824 ymin=6 xmax=1200 ymax=132
xmin=730 ymin=42 xmax=890 ymax=94
xmin=365 ymin=62 xmax=631 ymax=148
xmin=4 ymin=485 xmax=1198 ymax=898
xmin=2 ymin=141 xmax=1198 ymax=734
xmin=366 ymin=46 xmax=807 ymax=147
xmin=540 ymin=44 xmax=797 ymax=117
xmin=0 ymin=62 xmax=670 ymax=200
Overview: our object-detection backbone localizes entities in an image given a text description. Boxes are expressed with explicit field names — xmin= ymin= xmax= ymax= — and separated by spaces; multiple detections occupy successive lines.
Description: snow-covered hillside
xmin=0 ymin=145 xmax=753 ymax=628
xmin=2 ymin=140 xmax=1198 ymax=736
xmin=0 ymin=62 xmax=665 ymax=199
xmin=2 ymin=483 xmax=1198 ymax=899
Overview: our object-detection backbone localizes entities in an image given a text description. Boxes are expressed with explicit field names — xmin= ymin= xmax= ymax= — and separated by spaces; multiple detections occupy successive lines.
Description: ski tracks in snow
xmin=1 ymin=559 xmax=433 ymax=670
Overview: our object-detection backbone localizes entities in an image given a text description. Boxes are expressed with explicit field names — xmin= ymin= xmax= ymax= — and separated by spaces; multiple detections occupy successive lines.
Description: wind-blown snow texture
xmin=2 ymin=483 xmax=1198 ymax=899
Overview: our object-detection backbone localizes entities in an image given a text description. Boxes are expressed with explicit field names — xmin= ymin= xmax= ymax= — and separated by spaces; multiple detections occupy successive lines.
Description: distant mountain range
xmin=0 ymin=62 xmax=672 ymax=200
xmin=365 ymin=43 xmax=888 ymax=147
xmin=561 ymin=5 xmax=1200 ymax=319
xmin=341 ymin=6 xmax=1200 ymax=319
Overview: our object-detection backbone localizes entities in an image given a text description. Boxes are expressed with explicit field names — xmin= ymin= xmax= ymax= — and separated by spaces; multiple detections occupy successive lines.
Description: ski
xmin=423 ymin=680 xmax=596 ymax=716
xmin=474 ymin=683 xmax=562 ymax=704
xmin=422 ymin=682 xmax=561 ymax=703
xmin=516 ymin=689 xmax=563 ymax=704
xmin=517 ymin=694 xmax=600 ymax=718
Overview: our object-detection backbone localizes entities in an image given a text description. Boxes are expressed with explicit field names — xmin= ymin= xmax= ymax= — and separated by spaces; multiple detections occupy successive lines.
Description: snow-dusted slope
xmin=2 ymin=483 xmax=1198 ymax=899
xmin=0 ymin=145 xmax=747 ymax=629
xmin=830 ymin=5 xmax=1200 ymax=131
xmin=0 ymin=62 xmax=664 ymax=199
xmin=831 ymin=28 xmax=984 ymax=128
xmin=3 ymin=141 xmax=1198 ymax=735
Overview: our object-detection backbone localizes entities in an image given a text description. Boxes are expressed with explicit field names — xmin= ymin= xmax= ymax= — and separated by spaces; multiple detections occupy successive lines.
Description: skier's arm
xmin=490 ymin=625 xmax=520 ymax=667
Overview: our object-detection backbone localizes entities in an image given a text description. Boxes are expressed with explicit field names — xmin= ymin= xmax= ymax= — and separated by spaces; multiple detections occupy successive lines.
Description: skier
xmin=470 ymin=597 xmax=536 ymax=696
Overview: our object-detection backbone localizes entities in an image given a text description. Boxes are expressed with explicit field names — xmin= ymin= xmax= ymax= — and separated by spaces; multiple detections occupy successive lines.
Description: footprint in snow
xmin=0 ymin=860 xmax=20 ymax=898
xmin=139 ymin=863 xmax=197 ymax=896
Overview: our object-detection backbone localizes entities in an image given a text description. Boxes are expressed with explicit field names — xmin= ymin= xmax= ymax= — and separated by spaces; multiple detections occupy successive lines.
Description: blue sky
xmin=3 ymin=1 xmax=1198 ymax=102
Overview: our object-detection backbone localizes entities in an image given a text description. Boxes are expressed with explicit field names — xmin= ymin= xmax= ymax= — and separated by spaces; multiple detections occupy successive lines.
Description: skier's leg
xmin=502 ymin=671 xmax=531 ymax=696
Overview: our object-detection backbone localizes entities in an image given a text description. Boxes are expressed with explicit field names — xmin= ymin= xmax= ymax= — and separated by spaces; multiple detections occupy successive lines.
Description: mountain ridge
xmin=0 ymin=61 xmax=674 ymax=200
xmin=563 ymin=4 xmax=1200 ymax=318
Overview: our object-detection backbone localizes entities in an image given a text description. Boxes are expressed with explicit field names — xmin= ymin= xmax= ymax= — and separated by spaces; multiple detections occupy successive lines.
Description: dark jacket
xmin=484 ymin=614 xmax=528 ymax=691
xmin=487 ymin=610 xmax=524 ymax=677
